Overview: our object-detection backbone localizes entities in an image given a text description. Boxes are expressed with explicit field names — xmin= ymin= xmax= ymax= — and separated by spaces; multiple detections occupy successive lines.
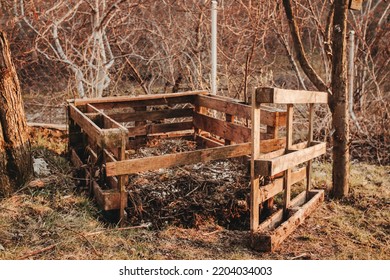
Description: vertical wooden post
xmin=250 ymin=91 xmax=261 ymax=231
xmin=225 ymin=113 xmax=234 ymax=145
xmin=118 ymin=130 xmax=127 ymax=226
xmin=306 ymin=104 xmax=314 ymax=201
xmin=283 ymin=104 xmax=294 ymax=218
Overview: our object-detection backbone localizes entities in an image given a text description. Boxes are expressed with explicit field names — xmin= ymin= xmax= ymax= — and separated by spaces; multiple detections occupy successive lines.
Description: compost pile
xmin=125 ymin=138 xmax=251 ymax=230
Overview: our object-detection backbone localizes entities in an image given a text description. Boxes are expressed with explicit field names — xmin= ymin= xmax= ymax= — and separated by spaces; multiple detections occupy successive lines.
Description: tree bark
xmin=0 ymin=31 xmax=32 ymax=197
xmin=329 ymin=0 xmax=350 ymax=198
xmin=281 ymin=0 xmax=350 ymax=198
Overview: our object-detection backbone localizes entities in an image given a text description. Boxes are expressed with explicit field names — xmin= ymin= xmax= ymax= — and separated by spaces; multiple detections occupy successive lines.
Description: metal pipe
xmin=348 ymin=30 xmax=363 ymax=133
xmin=211 ymin=0 xmax=217 ymax=95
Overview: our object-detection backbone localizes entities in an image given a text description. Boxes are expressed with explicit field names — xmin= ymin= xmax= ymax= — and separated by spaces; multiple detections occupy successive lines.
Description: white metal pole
xmin=348 ymin=30 xmax=362 ymax=133
xmin=211 ymin=0 xmax=217 ymax=95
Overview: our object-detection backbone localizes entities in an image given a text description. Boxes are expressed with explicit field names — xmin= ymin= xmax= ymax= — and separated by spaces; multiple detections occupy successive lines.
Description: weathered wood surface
xmin=69 ymin=104 xmax=102 ymax=143
xmin=250 ymin=91 xmax=262 ymax=231
xmin=193 ymin=113 xmax=251 ymax=143
xmin=92 ymin=181 xmax=123 ymax=211
xmin=70 ymin=148 xmax=83 ymax=168
xmin=256 ymin=142 xmax=326 ymax=176
xmin=256 ymin=87 xmax=328 ymax=104
xmin=28 ymin=122 xmax=67 ymax=131
xmin=106 ymin=142 xmax=251 ymax=176
xmin=195 ymin=135 xmax=285 ymax=154
xmin=349 ymin=0 xmax=363 ymax=10
xmin=251 ymin=190 xmax=324 ymax=252
xmin=71 ymin=91 xmax=207 ymax=110
xmin=195 ymin=94 xmax=287 ymax=127
xmin=127 ymin=121 xmax=193 ymax=137
xmin=107 ymin=108 xmax=194 ymax=123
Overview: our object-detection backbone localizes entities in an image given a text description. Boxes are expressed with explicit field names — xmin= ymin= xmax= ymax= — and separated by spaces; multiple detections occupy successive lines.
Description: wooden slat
xmin=256 ymin=87 xmax=328 ymax=104
xmin=70 ymin=148 xmax=83 ymax=168
xmin=127 ymin=121 xmax=193 ymax=137
xmin=196 ymin=135 xmax=224 ymax=148
xmin=105 ymin=142 xmax=251 ymax=176
xmin=306 ymin=104 xmax=314 ymax=197
xmin=260 ymin=167 xmax=306 ymax=201
xmin=193 ymin=113 xmax=251 ymax=143
xmin=71 ymin=90 xmax=207 ymax=106
xmin=195 ymin=94 xmax=286 ymax=127
xmin=69 ymin=104 xmax=102 ymax=145
xmin=108 ymin=108 xmax=194 ymax=123
xmin=225 ymin=114 xmax=234 ymax=145
xmin=259 ymin=138 xmax=286 ymax=154
xmin=251 ymin=90 xmax=262 ymax=231
xmin=256 ymin=190 xmax=307 ymax=232
xmin=92 ymin=181 xmax=123 ymax=211
xmin=195 ymin=94 xmax=251 ymax=119
xmin=256 ymin=142 xmax=326 ymax=176
xmin=251 ymin=190 xmax=324 ymax=252
xmin=72 ymin=91 xmax=207 ymax=111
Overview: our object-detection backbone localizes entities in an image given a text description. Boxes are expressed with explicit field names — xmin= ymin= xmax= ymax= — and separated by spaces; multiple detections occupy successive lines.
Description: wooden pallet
xmin=250 ymin=87 xmax=328 ymax=251
xmin=68 ymin=90 xmax=287 ymax=225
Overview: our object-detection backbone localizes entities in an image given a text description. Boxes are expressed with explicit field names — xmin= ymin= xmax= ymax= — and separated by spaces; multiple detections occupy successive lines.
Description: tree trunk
xmin=329 ymin=0 xmax=350 ymax=198
xmin=0 ymin=31 xmax=32 ymax=197
xmin=282 ymin=0 xmax=350 ymax=198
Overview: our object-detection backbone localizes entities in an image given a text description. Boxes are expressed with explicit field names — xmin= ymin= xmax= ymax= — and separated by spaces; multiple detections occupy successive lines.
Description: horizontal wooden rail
xmin=108 ymin=108 xmax=194 ymax=123
xmin=70 ymin=91 xmax=207 ymax=110
xmin=127 ymin=121 xmax=193 ymax=137
xmin=256 ymin=87 xmax=328 ymax=104
xmin=255 ymin=142 xmax=326 ymax=176
xmin=106 ymin=142 xmax=251 ymax=176
xmin=259 ymin=167 xmax=306 ymax=201
xmin=195 ymin=95 xmax=287 ymax=127
xmin=193 ymin=113 xmax=251 ymax=143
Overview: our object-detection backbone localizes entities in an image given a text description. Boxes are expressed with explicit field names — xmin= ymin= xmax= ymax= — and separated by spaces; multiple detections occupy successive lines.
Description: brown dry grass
xmin=0 ymin=128 xmax=389 ymax=260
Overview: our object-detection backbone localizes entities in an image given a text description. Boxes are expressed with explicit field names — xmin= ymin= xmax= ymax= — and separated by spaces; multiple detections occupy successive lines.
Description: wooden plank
xmin=70 ymin=148 xmax=83 ymax=168
xmin=349 ymin=0 xmax=363 ymax=11
xmin=306 ymin=104 xmax=314 ymax=198
xmin=195 ymin=94 xmax=286 ymax=127
xmin=286 ymin=104 xmax=294 ymax=150
xmin=256 ymin=87 xmax=328 ymax=104
xmin=256 ymin=142 xmax=326 ymax=176
xmin=283 ymin=169 xmax=292 ymax=218
xmin=256 ymin=190 xmax=307 ymax=233
xmin=195 ymin=94 xmax=251 ymax=119
xmin=259 ymin=138 xmax=286 ymax=154
xmin=92 ymin=181 xmax=123 ymax=211
xmin=85 ymin=146 xmax=98 ymax=164
xmin=196 ymin=135 xmax=224 ymax=149
xmin=193 ymin=113 xmax=251 ymax=143
xmin=251 ymin=90 xmax=262 ymax=231
xmin=251 ymin=190 xmax=324 ymax=252
xmin=71 ymin=90 xmax=207 ymax=106
xmin=107 ymin=108 xmax=194 ymax=123
xmin=69 ymin=104 xmax=103 ymax=146
xmin=225 ymin=114 xmax=234 ymax=145
xmin=28 ymin=122 xmax=67 ymax=131
xmin=104 ymin=149 xmax=117 ymax=163
xmin=259 ymin=167 xmax=306 ymax=202
xmin=106 ymin=142 xmax=251 ymax=176
xmin=72 ymin=91 xmax=207 ymax=110
xmin=127 ymin=121 xmax=193 ymax=137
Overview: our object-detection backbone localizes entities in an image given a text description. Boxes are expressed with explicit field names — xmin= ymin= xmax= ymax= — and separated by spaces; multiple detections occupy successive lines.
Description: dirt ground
xmin=0 ymin=128 xmax=389 ymax=260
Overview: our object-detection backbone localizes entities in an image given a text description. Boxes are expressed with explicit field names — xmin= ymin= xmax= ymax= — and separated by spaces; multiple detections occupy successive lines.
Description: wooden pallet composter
xmin=67 ymin=91 xmax=287 ymax=225
xmin=250 ymin=87 xmax=327 ymax=252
